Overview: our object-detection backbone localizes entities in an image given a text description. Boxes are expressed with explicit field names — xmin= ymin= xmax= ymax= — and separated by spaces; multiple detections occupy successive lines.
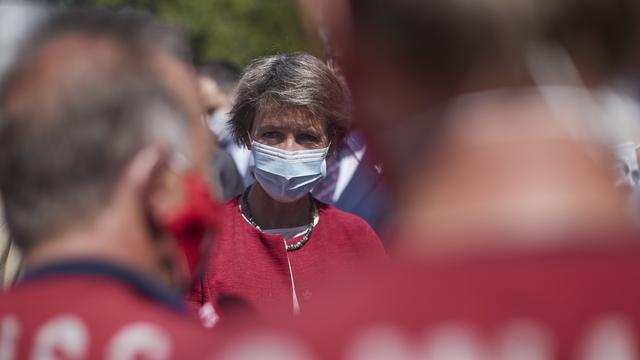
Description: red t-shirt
xmin=0 ymin=261 xmax=218 ymax=359
xmin=211 ymin=241 xmax=640 ymax=359
xmin=189 ymin=197 xmax=386 ymax=320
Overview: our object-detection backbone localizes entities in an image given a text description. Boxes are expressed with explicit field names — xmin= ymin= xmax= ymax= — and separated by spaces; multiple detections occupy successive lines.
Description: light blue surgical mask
xmin=206 ymin=110 xmax=232 ymax=144
xmin=250 ymin=140 xmax=329 ymax=203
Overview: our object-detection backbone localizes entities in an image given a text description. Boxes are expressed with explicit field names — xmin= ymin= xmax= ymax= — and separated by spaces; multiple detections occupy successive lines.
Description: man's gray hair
xmin=0 ymin=10 xmax=190 ymax=250
xmin=230 ymin=52 xmax=351 ymax=151
xmin=351 ymin=0 xmax=640 ymax=92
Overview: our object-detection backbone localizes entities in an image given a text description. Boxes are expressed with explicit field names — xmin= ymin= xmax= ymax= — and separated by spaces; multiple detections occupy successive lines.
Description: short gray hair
xmin=230 ymin=52 xmax=351 ymax=151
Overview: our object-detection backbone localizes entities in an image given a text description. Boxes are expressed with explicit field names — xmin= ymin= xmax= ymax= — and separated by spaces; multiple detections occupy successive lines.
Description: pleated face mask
xmin=250 ymin=140 xmax=329 ymax=203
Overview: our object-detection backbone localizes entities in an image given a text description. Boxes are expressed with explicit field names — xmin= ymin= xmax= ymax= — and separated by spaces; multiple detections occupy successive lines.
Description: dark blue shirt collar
xmin=19 ymin=260 xmax=186 ymax=313
xmin=345 ymin=130 xmax=367 ymax=153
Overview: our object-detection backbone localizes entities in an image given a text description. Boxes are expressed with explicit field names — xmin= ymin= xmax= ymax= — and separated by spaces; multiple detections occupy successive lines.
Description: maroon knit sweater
xmin=188 ymin=197 xmax=386 ymax=320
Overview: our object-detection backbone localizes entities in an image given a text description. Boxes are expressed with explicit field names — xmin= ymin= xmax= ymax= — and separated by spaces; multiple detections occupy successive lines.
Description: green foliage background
xmin=45 ymin=0 xmax=308 ymax=68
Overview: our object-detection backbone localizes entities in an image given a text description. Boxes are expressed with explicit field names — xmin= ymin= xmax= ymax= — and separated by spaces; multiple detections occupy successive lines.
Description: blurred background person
xmin=198 ymin=60 xmax=241 ymax=146
xmin=0 ymin=1 xmax=47 ymax=288
xmin=0 ymin=10 xmax=221 ymax=357
xmin=197 ymin=60 xmax=245 ymax=200
xmin=188 ymin=52 xmax=385 ymax=321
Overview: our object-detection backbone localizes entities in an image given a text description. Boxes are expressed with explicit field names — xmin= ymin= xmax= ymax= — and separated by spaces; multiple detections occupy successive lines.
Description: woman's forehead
xmin=255 ymin=108 xmax=325 ymax=132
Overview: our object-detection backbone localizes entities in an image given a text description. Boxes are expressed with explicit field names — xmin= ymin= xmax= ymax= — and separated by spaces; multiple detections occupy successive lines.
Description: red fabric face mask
xmin=163 ymin=171 xmax=220 ymax=284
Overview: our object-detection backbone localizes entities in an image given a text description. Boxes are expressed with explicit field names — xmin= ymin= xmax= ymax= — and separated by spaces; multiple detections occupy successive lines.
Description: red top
xmin=189 ymin=197 xmax=386 ymax=320
xmin=205 ymin=241 xmax=640 ymax=359
xmin=291 ymin=242 xmax=640 ymax=359
xmin=0 ymin=261 xmax=218 ymax=359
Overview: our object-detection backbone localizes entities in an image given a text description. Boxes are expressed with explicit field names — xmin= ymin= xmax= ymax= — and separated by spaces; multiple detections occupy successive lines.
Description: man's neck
xmin=23 ymin=211 xmax=162 ymax=281
xmin=247 ymin=185 xmax=311 ymax=229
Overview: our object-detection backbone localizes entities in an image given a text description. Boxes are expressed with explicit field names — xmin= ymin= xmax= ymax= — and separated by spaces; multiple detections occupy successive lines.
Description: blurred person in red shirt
xmin=0 ymin=10 xmax=222 ymax=359
xmin=210 ymin=0 xmax=640 ymax=359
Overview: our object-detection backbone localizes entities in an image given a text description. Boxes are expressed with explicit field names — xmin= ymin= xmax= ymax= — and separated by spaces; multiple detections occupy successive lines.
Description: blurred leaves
xmin=45 ymin=0 xmax=308 ymax=68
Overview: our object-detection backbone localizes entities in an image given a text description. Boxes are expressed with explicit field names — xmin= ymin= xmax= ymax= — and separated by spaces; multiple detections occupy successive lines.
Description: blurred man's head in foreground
xmin=325 ymin=0 xmax=640 ymax=250
xmin=0 ymin=10 xmax=216 ymax=288
xmin=342 ymin=0 xmax=640 ymax=184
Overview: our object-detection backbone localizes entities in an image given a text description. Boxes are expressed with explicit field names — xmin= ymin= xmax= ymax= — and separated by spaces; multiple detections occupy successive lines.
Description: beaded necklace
xmin=239 ymin=187 xmax=317 ymax=251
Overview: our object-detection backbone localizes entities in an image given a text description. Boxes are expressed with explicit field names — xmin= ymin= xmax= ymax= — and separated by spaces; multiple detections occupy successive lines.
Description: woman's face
xmin=251 ymin=109 xmax=329 ymax=151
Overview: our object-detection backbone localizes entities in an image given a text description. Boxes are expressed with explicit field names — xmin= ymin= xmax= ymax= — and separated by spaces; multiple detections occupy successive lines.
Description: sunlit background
xmin=45 ymin=0 xmax=308 ymax=66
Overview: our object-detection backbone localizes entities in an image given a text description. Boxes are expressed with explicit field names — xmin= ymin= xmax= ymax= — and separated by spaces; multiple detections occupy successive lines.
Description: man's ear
xmin=126 ymin=144 xmax=169 ymax=193
xmin=124 ymin=144 xmax=179 ymax=225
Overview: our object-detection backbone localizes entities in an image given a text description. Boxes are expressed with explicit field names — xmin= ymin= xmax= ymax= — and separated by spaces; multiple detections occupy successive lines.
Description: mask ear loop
xmin=135 ymin=147 xmax=191 ymax=292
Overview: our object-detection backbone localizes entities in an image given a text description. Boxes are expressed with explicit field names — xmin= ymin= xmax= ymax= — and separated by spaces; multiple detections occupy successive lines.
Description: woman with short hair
xmin=189 ymin=52 xmax=385 ymax=320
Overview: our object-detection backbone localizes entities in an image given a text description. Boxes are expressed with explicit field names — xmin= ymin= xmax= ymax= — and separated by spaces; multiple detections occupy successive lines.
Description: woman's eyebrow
xmin=256 ymin=124 xmax=284 ymax=131
xmin=259 ymin=122 xmax=321 ymax=132
xmin=298 ymin=129 xmax=322 ymax=136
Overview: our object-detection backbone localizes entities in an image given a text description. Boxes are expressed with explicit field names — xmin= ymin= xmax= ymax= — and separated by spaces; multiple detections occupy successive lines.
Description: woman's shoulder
xmin=215 ymin=196 xmax=242 ymax=226
xmin=316 ymin=200 xmax=351 ymax=219
xmin=316 ymin=200 xmax=375 ymax=233
xmin=315 ymin=200 xmax=387 ymax=256
xmin=221 ymin=196 xmax=241 ymax=211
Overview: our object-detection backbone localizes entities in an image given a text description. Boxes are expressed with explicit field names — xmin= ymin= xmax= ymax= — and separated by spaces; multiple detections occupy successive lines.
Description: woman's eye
xmin=298 ymin=134 xmax=320 ymax=143
xmin=262 ymin=131 xmax=282 ymax=139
